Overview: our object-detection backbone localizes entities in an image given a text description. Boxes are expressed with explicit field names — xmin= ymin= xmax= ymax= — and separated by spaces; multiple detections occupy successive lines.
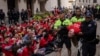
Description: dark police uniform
xmin=7 ymin=10 xmax=13 ymax=24
xmin=0 ymin=10 xmax=5 ymax=23
xmin=80 ymin=20 xmax=97 ymax=56
xmin=21 ymin=10 xmax=28 ymax=22
xmin=13 ymin=10 xmax=19 ymax=24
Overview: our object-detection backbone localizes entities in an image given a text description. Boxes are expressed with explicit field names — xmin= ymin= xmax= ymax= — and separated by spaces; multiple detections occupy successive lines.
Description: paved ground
xmin=46 ymin=21 xmax=100 ymax=56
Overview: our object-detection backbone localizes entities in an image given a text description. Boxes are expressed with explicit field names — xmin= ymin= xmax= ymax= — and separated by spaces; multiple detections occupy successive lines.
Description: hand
xmin=78 ymin=32 xmax=83 ymax=35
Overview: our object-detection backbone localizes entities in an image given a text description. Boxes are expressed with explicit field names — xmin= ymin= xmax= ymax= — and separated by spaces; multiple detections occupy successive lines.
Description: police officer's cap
xmin=85 ymin=13 xmax=92 ymax=18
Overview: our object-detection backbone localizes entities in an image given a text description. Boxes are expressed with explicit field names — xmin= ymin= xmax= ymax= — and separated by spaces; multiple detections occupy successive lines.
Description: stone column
xmin=0 ymin=0 xmax=7 ymax=16
xmin=32 ymin=0 xmax=36 ymax=14
xmin=38 ymin=0 xmax=48 ymax=12
xmin=58 ymin=0 xmax=61 ymax=8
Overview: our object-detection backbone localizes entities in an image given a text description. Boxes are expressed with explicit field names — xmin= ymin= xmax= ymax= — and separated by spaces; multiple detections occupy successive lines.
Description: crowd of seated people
xmin=0 ymin=12 xmax=59 ymax=56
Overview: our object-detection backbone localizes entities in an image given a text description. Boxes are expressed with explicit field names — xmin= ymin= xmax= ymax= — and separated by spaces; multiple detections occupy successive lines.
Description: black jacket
xmin=21 ymin=11 xmax=28 ymax=19
xmin=7 ymin=11 xmax=12 ymax=19
xmin=81 ymin=20 xmax=97 ymax=42
xmin=0 ymin=12 xmax=5 ymax=19
xmin=57 ymin=26 xmax=68 ymax=39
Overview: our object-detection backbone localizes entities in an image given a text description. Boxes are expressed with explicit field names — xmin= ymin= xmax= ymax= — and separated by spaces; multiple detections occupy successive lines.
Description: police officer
xmin=24 ymin=10 xmax=28 ymax=21
xmin=7 ymin=9 xmax=12 ymax=24
xmin=13 ymin=9 xmax=19 ymax=24
xmin=71 ymin=8 xmax=85 ymax=23
xmin=0 ymin=9 xmax=5 ymax=24
xmin=21 ymin=9 xmax=28 ymax=22
xmin=54 ymin=13 xmax=72 ymax=56
xmin=79 ymin=13 xmax=97 ymax=56
xmin=21 ymin=9 xmax=25 ymax=22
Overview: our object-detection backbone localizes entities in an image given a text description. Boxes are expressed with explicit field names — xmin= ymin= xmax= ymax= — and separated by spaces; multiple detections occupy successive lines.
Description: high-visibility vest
xmin=97 ymin=6 xmax=100 ymax=10
xmin=71 ymin=16 xmax=85 ymax=23
xmin=54 ymin=18 xmax=72 ymax=29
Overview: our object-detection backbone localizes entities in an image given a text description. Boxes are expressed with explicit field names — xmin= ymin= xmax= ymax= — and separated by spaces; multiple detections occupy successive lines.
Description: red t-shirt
xmin=9 ymin=27 xmax=14 ymax=33
xmin=22 ymin=47 xmax=30 ymax=56
xmin=0 ymin=26 xmax=7 ymax=31
xmin=40 ymin=37 xmax=48 ymax=47
xmin=5 ymin=31 xmax=12 ymax=37
xmin=67 ymin=22 xmax=81 ymax=34
xmin=48 ymin=34 xmax=53 ymax=42
xmin=40 ymin=34 xmax=54 ymax=47
xmin=21 ymin=23 xmax=27 ymax=28
xmin=43 ymin=23 xmax=49 ymax=30
xmin=0 ymin=35 xmax=4 ymax=43
xmin=2 ymin=43 xmax=13 ymax=56
xmin=21 ymin=44 xmax=36 ymax=56
xmin=9 ymin=38 xmax=17 ymax=45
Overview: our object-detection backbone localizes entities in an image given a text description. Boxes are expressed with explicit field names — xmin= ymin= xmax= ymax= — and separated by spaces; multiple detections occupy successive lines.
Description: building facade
xmin=75 ymin=0 xmax=100 ymax=6
xmin=0 ymin=0 xmax=75 ymax=16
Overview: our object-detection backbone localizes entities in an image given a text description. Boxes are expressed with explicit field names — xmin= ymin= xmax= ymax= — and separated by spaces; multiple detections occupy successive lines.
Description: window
xmin=93 ymin=0 xmax=97 ymax=3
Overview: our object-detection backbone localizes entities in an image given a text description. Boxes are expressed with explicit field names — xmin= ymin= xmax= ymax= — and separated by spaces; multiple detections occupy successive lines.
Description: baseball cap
xmin=85 ymin=13 xmax=92 ymax=18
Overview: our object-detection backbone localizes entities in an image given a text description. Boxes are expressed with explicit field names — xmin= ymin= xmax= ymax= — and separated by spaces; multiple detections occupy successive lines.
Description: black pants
xmin=57 ymin=37 xmax=71 ymax=49
xmin=13 ymin=18 xmax=19 ymax=24
xmin=21 ymin=17 xmax=28 ymax=22
xmin=0 ymin=18 xmax=4 ymax=24
xmin=21 ymin=18 xmax=25 ymax=22
xmin=82 ymin=43 xmax=96 ymax=56
xmin=8 ymin=18 xmax=13 ymax=24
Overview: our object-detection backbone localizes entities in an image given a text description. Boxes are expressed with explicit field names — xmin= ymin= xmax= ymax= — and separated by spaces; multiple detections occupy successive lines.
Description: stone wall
xmin=76 ymin=0 xmax=100 ymax=6
xmin=0 ymin=0 xmax=7 ymax=16
xmin=18 ymin=0 xmax=27 ymax=12
xmin=0 ymin=0 xmax=75 ymax=15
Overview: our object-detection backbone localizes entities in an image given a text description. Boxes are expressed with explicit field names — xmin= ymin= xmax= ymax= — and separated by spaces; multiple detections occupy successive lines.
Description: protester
xmin=0 ymin=11 xmax=57 ymax=56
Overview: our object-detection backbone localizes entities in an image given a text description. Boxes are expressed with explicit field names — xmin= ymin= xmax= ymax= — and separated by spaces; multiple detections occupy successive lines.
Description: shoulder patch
xmin=88 ymin=24 xmax=92 ymax=27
